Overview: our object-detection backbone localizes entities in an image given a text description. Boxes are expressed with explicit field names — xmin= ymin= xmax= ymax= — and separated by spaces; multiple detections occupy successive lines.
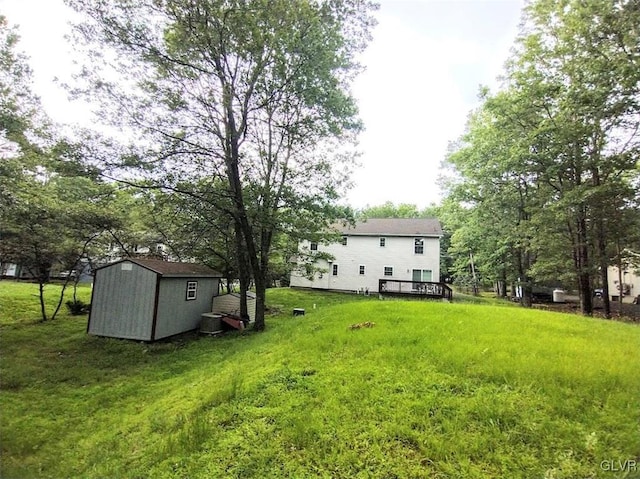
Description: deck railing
xmin=378 ymin=279 xmax=453 ymax=301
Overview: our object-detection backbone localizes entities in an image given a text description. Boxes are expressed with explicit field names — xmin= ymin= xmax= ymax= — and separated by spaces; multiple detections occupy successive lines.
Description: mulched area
xmin=532 ymin=299 xmax=640 ymax=324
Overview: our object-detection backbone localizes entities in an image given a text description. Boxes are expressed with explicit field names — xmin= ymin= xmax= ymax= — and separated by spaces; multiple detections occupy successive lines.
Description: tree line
xmin=1 ymin=1 xmax=378 ymax=326
xmin=3 ymin=0 xmax=638 ymax=324
xmin=439 ymin=0 xmax=640 ymax=316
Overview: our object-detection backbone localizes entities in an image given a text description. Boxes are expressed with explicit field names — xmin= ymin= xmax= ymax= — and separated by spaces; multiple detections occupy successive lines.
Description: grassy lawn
xmin=1 ymin=281 xmax=639 ymax=478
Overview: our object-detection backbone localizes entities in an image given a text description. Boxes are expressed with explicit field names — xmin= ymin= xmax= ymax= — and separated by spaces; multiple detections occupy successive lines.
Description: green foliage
xmin=65 ymin=298 xmax=90 ymax=315
xmin=68 ymin=0 xmax=375 ymax=327
xmin=2 ymin=284 xmax=639 ymax=478
xmin=0 ymin=19 xmax=125 ymax=321
xmin=0 ymin=15 xmax=41 ymax=154
xmin=441 ymin=0 xmax=640 ymax=313
xmin=67 ymin=0 xmax=379 ymax=330
xmin=357 ymin=201 xmax=440 ymax=219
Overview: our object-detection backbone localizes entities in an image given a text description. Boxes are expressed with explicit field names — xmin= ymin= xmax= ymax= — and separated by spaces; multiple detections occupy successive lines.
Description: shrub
xmin=65 ymin=299 xmax=90 ymax=315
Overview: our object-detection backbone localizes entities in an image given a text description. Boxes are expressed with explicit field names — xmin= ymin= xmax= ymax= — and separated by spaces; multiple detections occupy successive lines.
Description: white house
xmin=290 ymin=218 xmax=443 ymax=293
xmin=607 ymin=265 xmax=640 ymax=303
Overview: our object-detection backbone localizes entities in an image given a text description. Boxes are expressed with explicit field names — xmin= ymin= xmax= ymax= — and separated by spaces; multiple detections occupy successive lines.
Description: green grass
xmin=1 ymin=281 xmax=639 ymax=478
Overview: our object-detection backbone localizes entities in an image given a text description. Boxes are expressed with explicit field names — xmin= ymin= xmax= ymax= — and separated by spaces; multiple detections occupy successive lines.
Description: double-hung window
xmin=359 ymin=265 xmax=366 ymax=275
xmin=332 ymin=264 xmax=339 ymax=276
xmin=384 ymin=266 xmax=393 ymax=276
xmin=414 ymin=238 xmax=424 ymax=254
xmin=186 ymin=281 xmax=198 ymax=300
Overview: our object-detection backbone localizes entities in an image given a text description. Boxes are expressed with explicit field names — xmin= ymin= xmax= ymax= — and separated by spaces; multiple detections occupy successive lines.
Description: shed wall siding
xmin=290 ymin=236 xmax=440 ymax=292
xmin=88 ymin=263 xmax=157 ymax=340
xmin=154 ymin=278 xmax=219 ymax=339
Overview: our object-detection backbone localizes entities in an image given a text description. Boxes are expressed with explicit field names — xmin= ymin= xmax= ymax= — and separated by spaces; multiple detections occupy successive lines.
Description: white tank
xmin=553 ymin=289 xmax=565 ymax=303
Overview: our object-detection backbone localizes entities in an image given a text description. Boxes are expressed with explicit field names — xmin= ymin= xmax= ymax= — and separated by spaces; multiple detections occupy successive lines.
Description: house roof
xmin=229 ymin=291 xmax=257 ymax=299
xmin=100 ymin=258 xmax=222 ymax=277
xmin=335 ymin=218 xmax=443 ymax=237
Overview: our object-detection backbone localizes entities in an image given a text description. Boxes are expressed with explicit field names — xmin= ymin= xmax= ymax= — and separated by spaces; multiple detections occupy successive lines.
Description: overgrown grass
xmin=1 ymin=281 xmax=639 ymax=478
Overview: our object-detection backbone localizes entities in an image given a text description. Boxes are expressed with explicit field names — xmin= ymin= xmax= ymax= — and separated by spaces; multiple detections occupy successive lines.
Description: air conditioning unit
xmin=200 ymin=313 xmax=223 ymax=335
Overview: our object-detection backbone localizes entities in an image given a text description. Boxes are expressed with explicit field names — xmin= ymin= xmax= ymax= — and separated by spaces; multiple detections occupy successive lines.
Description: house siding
xmin=88 ymin=261 xmax=157 ymax=341
xmin=607 ymin=266 xmax=640 ymax=303
xmin=154 ymin=277 xmax=220 ymax=339
xmin=290 ymin=235 xmax=440 ymax=293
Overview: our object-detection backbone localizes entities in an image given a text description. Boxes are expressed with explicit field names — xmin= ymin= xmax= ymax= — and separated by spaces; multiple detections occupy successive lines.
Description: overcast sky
xmin=1 ymin=0 xmax=525 ymax=209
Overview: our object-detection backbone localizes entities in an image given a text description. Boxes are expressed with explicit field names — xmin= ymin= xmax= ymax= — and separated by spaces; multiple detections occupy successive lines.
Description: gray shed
xmin=212 ymin=291 xmax=256 ymax=323
xmin=88 ymin=259 xmax=222 ymax=341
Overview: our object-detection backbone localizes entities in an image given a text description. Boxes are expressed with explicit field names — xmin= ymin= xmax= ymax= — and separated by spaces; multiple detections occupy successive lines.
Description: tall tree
xmin=509 ymin=0 xmax=640 ymax=315
xmin=1 ymin=18 xmax=123 ymax=321
xmin=67 ymin=0 xmax=376 ymax=330
xmin=442 ymin=0 xmax=640 ymax=315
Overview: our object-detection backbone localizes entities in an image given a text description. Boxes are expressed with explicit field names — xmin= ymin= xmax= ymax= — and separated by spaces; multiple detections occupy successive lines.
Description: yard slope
xmin=1 ymin=284 xmax=639 ymax=478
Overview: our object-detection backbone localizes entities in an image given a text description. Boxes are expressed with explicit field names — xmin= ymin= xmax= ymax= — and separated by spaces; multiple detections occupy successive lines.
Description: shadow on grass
xmin=0 ymin=316 xmax=264 ymax=392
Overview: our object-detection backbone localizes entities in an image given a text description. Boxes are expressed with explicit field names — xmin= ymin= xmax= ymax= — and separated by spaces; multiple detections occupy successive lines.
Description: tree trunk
xmin=575 ymin=216 xmax=593 ymax=316
xmin=38 ymin=280 xmax=48 ymax=322
xmin=616 ymin=242 xmax=624 ymax=314
xmin=517 ymin=251 xmax=532 ymax=308
xmin=254 ymin=227 xmax=275 ymax=331
xmin=234 ymin=222 xmax=250 ymax=320
xmin=222 ymin=82 xmax=262 ymax=329
xmin=597 ymin=225 xmax=611 ymax=319
xmin=253 ymin=274 xmax=266 ymax=332
xmin=51 ymin=280 xmax=70 ymax=321
xmin=497 ymin=268 xmax=508 ymax=298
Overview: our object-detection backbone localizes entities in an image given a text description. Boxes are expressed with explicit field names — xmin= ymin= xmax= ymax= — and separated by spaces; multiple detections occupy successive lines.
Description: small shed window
xmin=359 ymin=265 xmax=365 ymax=275
xmin=310 ymin=242 xmax=318 ymax=251
xmin=414 ymin=238 xmax=424 ymax=254
xmin=186 ymin=281 xmax=198 ymax=300
xmin=380 ymin=237 xmax=386 ymax=247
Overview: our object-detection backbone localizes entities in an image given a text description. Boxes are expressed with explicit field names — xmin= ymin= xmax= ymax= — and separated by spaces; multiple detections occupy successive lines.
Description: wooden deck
xmin=378 ymin=279 xmax=453 ymax=301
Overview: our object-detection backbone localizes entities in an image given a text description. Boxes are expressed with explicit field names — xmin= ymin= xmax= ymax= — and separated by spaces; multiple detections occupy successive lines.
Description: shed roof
xmin=100 ymin=258 xmax=222 ymax=277
xmin=335 ymin=218 xmax=442 ymax=237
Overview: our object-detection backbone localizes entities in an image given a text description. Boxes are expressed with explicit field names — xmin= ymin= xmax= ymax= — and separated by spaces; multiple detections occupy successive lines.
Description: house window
xmin=412 ymin=269 xmax=433 ymax=282
xmin=384 ymin=266 xmax=393 ymax=276
xmin=310 ymin=242 xmax=318 ymax=251
xmin=341 ymin=236 xmax=348 ymax=246
xmin=186 ymin=281 xmax=198 ymax=300
xmin=332 ymin=264 xmax=338 ymax=276
xmin=414 ymin=238 xmax=424 ymax=254
xmin=359 ymin=265 xmax=365 ymax=275
xmin=380 ymin=237 xmax=386 ymax=247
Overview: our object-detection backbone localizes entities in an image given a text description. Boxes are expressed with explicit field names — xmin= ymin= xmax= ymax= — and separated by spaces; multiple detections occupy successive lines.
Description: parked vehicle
xmin=58 ymin=270 xmax=77 ymax=280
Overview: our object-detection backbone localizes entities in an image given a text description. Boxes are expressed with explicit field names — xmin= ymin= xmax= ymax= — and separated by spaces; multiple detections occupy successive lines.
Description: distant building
xmin=608 ymin=264 xmax=640 ymax=304
xmin=101 ymin=240 xmax=177 ymax=264
xmin=290 ymin=218 xmax=443 ymax=294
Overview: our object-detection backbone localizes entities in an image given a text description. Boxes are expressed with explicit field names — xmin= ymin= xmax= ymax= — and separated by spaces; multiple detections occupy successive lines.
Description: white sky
xmin=1 ymin=0 xmax=525 ymax=209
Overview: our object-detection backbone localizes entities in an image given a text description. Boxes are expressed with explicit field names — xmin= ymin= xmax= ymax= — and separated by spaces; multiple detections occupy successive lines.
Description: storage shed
xmin=212 ymin=291 xmax=256 ymax=323
xmin=88 ymin=259 xmax=222 ymax=341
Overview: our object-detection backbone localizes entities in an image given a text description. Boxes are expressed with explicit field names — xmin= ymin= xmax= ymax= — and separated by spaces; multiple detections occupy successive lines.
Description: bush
xmin=65 ymin=299 xmax=90 ymax=315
